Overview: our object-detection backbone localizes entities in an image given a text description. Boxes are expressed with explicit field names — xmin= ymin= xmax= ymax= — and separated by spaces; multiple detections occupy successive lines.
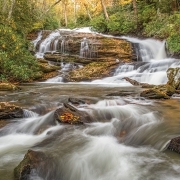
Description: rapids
xmin=1 ymin=28 xmax=180 ymax=180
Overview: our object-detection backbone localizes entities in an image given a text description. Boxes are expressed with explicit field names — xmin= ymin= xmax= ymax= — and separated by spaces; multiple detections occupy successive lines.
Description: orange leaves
xmin=59 ymin=112 xmax=79 ymax=123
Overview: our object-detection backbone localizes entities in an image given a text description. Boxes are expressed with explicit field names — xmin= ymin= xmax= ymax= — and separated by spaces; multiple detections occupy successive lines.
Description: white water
xmin=1 ymin=86 xmax=180 ymax=180
xmin=80 ymin=37 xmax=90 ymax=58
xmin=33 ymin=30 xmax=61 ymax=58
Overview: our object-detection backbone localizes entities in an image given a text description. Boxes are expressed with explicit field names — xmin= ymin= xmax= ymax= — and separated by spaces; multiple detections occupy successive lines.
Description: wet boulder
xmin=14 ymin=150 xmax=57 ymax=180
xmin=167 ymin=136 xmax=180 ymax=154
xmin=0 ymin=102 xmax=23 ymax=119
xmin=54 ymin=103 xmax=92 ymax=125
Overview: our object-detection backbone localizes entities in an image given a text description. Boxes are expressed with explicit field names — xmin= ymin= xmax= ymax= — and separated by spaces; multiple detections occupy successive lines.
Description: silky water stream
xmin=1 ymin=32 xmax=180 ymax=180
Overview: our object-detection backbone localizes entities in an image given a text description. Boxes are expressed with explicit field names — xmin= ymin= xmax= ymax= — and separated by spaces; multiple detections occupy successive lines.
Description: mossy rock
xmin=0 ymin=83 xmax=20 ymax=91
xmin=0 ymin=102 xmax=23 ymax=119
xmin=68 ymin=61 xmax=119 ymax=81
xmin=38 ymin=63 xmax=60 ymax=73
xmin=167 ymin=67 xmax=180 ymax=90
xmin=140 ymin=88 xmax=170 ymax=99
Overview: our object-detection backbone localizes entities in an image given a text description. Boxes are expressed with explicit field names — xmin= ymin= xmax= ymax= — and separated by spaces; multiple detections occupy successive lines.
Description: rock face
xmin=54 ymin=103 xmax=92 ymax=125
xmin=167 ymin=68 xmax=180 ymax=90
xmin=67 ymin=61 xmax=119 ymax=81
xmin=36 ymin=31 xmax=134 ymax=82
xmin=167 ymin=136 xmax=180 ymax=154
xmin=0 ymin=102 xmax=23 ymax=119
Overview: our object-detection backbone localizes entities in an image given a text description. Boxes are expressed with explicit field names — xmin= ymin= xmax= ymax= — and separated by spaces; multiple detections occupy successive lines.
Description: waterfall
xmin=33 ymin=30 xmax=61 ymax=58
xmin=92 ymin=37 xmax=180 ymax=85
xmin=61 ymin=36 xmax=69 ymax=54
xmin=32 ymin=31 xmax=42 ymax=49
xmin=80 ymin=38 xmax=90 ymax=58
xmin=121 ymin=36 xmax=167 ymax=61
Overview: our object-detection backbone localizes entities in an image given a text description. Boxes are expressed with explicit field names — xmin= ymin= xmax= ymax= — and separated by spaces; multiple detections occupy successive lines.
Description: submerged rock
xmin=54 ymin=103 xmax=92 ymax=124
xmin=0 ymin=102 xmax=23 ymax=119
xmin=167 ymin=136 xmax=180 ymax=154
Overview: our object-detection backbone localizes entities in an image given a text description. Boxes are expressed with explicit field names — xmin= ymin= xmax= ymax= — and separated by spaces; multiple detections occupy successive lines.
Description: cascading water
xmin=33 ymin=30 xmax=61 ymax=58
xmin=92 ymin=37 xmax=180 ymax=85
xmin=80 ymin=37 xmax=90 ymax=58
xmin=1 ymin=93 xmax=180 ymax=180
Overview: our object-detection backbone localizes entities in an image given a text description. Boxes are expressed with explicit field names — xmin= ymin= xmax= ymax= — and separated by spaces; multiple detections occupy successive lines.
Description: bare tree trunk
xmin=84 ymin=3 xmax=92 ymax=20
xmin=132 ymin=0 xmax=138 ymax=26
xmin=172 ymin=0 xmax=178 ymax=11
xmin=63 ymin=2 xmax=68 ymax=27
xmin=8 ymin=0 xmax=16 ymax=20
xmin=100 ymin=0 xmax=109 ymax=20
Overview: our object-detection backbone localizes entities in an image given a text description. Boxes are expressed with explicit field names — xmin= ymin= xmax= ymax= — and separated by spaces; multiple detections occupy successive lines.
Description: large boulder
xmin=54 ymin=103 xmax=92 ymax=125
xmin=14 ymin=150 xmax=56 ymax=180
xmin=0 ymin=102 xmax=23 ymax=119
xmin=140 ymin=88 xmax=170 ymax=99
xmin=167 ymin=136 xmax=180 ymax=154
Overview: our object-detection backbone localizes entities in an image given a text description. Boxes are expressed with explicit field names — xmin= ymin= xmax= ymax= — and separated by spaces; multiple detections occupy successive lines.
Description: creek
xmin=1 ymin=28 xmax=180 ymax=180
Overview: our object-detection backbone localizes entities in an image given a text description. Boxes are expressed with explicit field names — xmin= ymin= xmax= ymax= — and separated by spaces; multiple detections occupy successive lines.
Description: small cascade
xmin=23 ymin=109 xmax=39 ymax=118
xmin=61 ymin=36 xmax=69 ymax=54
xmin=80 ymin=37 xmax=99 ymax=58
xmin=33 ymin=30 xmax=61 ymax=58
xmin=122 ymin=37 xmax=167 ymax=61
xmin=32 ymin=31 xmax=42 ymax=49
xmin=92 ymin=36 xmax=179 ymax=85
xmin=155 ymin=40 xmax=167 ymax=60
xmin=80 ymin=38 xmax=90 ymax=58
xmin=114 ymin=64 xmax=135 ymax=75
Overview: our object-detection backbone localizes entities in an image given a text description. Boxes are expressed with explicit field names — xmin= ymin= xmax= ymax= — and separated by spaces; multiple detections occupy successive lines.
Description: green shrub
xmin=107 ymin=12 xmax=136 ymax=34
xmin=0 ymin=25 xmax=41 ymax=82
xmin=90 ymin=15 xmax=108 ymax=33
xmin=43 ymin=14 xmax=59 ymax=30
